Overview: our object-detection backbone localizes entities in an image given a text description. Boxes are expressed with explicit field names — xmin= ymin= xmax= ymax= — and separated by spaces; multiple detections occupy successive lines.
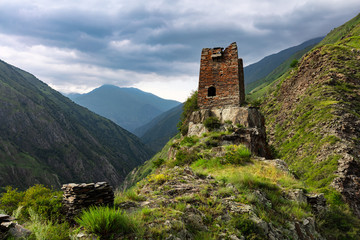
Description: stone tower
xmin=197 ymin=42 xmax=245 ymax=109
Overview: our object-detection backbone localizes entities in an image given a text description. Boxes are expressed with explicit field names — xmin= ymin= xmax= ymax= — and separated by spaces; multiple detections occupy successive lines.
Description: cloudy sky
xmin=0 ymin=0 xmax=359 ymax=101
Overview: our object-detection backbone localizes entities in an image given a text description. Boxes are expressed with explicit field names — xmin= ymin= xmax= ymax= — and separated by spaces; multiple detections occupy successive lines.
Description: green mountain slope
xmin=134 ymin=104 xmax=183 ymax=152
xmin=246 ymin=43 xmax=317 ymax=100
xmin=0 ymin=60 xmax=152 ymax=190
xmin=244 ymin=37 xmax=323 ymax=89
xmin=261 ymin=13 xmax=360 ymax=218
xmin=70 ymin=85 xmax=180 ymax=133
xmin=120 ymin=109 xmax=359 ymax=239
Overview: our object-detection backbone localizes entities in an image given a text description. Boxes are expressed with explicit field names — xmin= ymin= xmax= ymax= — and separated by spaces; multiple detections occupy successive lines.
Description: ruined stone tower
xmin=197 ymin=42 xmax=245 ymax=109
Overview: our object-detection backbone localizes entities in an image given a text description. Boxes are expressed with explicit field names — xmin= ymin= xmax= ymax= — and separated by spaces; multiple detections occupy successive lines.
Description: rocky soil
xmin=118 ymin=164 xmax=325 ymax=239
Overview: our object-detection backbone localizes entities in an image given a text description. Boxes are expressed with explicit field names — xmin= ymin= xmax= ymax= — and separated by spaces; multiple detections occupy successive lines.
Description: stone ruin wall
xmin=198 ymin=42 xmax=245 ymax=109
xmin=62 ymin=182 xmax=114 ymax=221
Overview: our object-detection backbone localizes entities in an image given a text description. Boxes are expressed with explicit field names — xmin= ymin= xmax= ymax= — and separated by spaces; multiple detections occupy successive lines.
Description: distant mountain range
xmin=244 ymin=37 xmax=323 ymax=93
xmin=134 ymin=104 xmax=183 ymax=152
xmin=67 ymin=85 xmax=180 ymax=133
xmin=0 ymin=60 xmax=152 ymax=190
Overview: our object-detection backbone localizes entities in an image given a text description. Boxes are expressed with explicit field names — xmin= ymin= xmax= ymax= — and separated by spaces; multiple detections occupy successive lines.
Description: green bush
xmin=178 ymin=91 xmax=198 ymax=135
xmin=0 ymin=185 xmax=62 ymax=222
xmin=224 ymin=145 xmax=251 ymax=164
xmin=152 ymin=158 xmax=165 ymax=168
xmin=203 ymin=117 xmax=221 ymax=131
xmin=290 ymin=59 xmax=298 ymax=68
xmin=0 ymin=186 xmax=25 ymax=215
xmin=76 ymin=206 xmax=139 ymax=238
xmin=174 ymin=149 xmax=199 ymax=166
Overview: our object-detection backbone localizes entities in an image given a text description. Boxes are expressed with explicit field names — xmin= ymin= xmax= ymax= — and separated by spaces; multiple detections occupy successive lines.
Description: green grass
xmin=27 ymin=208 xmax=71 ymax=240
xmin=76 ymin=206 xmax=139 ymax=238
xmin=224 ymin=145 xmax=251 ymax=164
xmin=114 ymin=188 xmax=146 ymax=204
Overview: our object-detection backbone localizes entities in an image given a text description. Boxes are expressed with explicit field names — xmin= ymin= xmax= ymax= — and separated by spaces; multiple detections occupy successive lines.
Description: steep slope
xmin=120 ymin=111 xmax=360 ymax=239
xmin=0 ymin=60 xmax=152 ymax=190
xmin=244 ymin=37 xmax=323 ymax=88
xmin=262 ymin=13 xmax=360 ymax=218
xmin=134 ymin=104 xmax=183 ymax=152
xmin=246 ymin=43 xmax=317 ymax=100
xmin=70 ymin=85 xmax=180 ymax=132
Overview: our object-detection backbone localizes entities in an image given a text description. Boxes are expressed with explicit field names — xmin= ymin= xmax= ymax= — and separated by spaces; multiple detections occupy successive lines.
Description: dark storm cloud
xmin=0 ymin=0 xmax=359 ymax=100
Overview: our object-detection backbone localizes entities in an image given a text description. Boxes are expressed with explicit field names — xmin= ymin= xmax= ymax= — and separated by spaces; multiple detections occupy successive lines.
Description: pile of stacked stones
xmin=62 ymin=182 xmax=114 ymax=221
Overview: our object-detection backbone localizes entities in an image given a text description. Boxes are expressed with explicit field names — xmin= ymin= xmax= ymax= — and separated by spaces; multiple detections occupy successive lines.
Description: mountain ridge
xmin=244 ymin=37 xmax=323 ymax=87
xmin=0 ymin=59 xmax=152 ymax=190
xmin=69 ymin=85 xmax=181 ymax=133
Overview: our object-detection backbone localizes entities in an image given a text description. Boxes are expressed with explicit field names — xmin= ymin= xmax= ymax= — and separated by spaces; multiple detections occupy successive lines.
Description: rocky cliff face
xmin=262 ymin=28 xmax=360 ymax=217
xmin=0 ymin=60 xmax=152 ymax=189
xmin=188 ymin=106 xmax=272 ymax=158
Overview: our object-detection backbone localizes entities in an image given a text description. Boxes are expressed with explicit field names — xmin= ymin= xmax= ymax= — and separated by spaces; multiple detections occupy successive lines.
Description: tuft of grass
xmin=180 ymin=136 xmax=199 ymax=148
xmin=224 ymin=145 xmax=251 ymax=164
xmin=27 ymin=208 xmax=70 ymax=240
xmin=114 ymin=188 xmax=146 ymax=204
xmin=76 ymin=206 xmax=139 ymax=238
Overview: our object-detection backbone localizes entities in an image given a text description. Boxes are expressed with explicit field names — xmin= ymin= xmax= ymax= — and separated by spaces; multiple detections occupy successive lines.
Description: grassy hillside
xmin=244 ymin=37 xmax=323 ymax=88
xmin=246 ymin=43 xmax=316 ymax=100
xmin=0 ymin=60 xmax=152 ymax=190
xmin=261 ymin=13 xmax=360 ymax=218
xmin=318 ymin=13 xmax=360 ymax=46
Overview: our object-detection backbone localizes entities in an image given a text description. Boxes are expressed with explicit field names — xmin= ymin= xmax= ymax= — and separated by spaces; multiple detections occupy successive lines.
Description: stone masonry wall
xmin=198 ymin=42 xmax=245 ymax=109
xmin=62 ymin=182 xmax=114 ymax=221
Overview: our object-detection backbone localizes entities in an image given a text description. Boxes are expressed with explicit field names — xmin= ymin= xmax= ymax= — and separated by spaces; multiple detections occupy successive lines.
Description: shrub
xmin=0 ymin=185 xmax=62 ymax=222
xmin=290 ymin=59 xmax=298 ymax=68
xmin=177 ymin=91 xmax=198 ymax=135
xmin=152 ymin=158 xmax=165 ymax=168
xmin=0 ymin=186 xmax=25 ymax=215
xmin=203 ymin=117 xmax=221 ymax=131
xmin=174 ymin=149 xmax=199 ymax=166
xmin=76 ymin=206 xmax=138 ymax=238
xmin=224 ymin=145 xmax=251 ymax=164
xmin=147 ymin=173 xmax=170 ymax=185
xmin=21 ymin=185 xmax=63 ymax=221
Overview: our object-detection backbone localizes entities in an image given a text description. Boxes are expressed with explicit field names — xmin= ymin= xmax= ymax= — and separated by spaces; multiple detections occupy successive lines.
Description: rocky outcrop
xmin=188 ymin=106 xmax=272 ymax=158
xmin=119 ymin=166 xmax=325 ymax=239
xmin=62 ymin=182 xmax=114 ymax=221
